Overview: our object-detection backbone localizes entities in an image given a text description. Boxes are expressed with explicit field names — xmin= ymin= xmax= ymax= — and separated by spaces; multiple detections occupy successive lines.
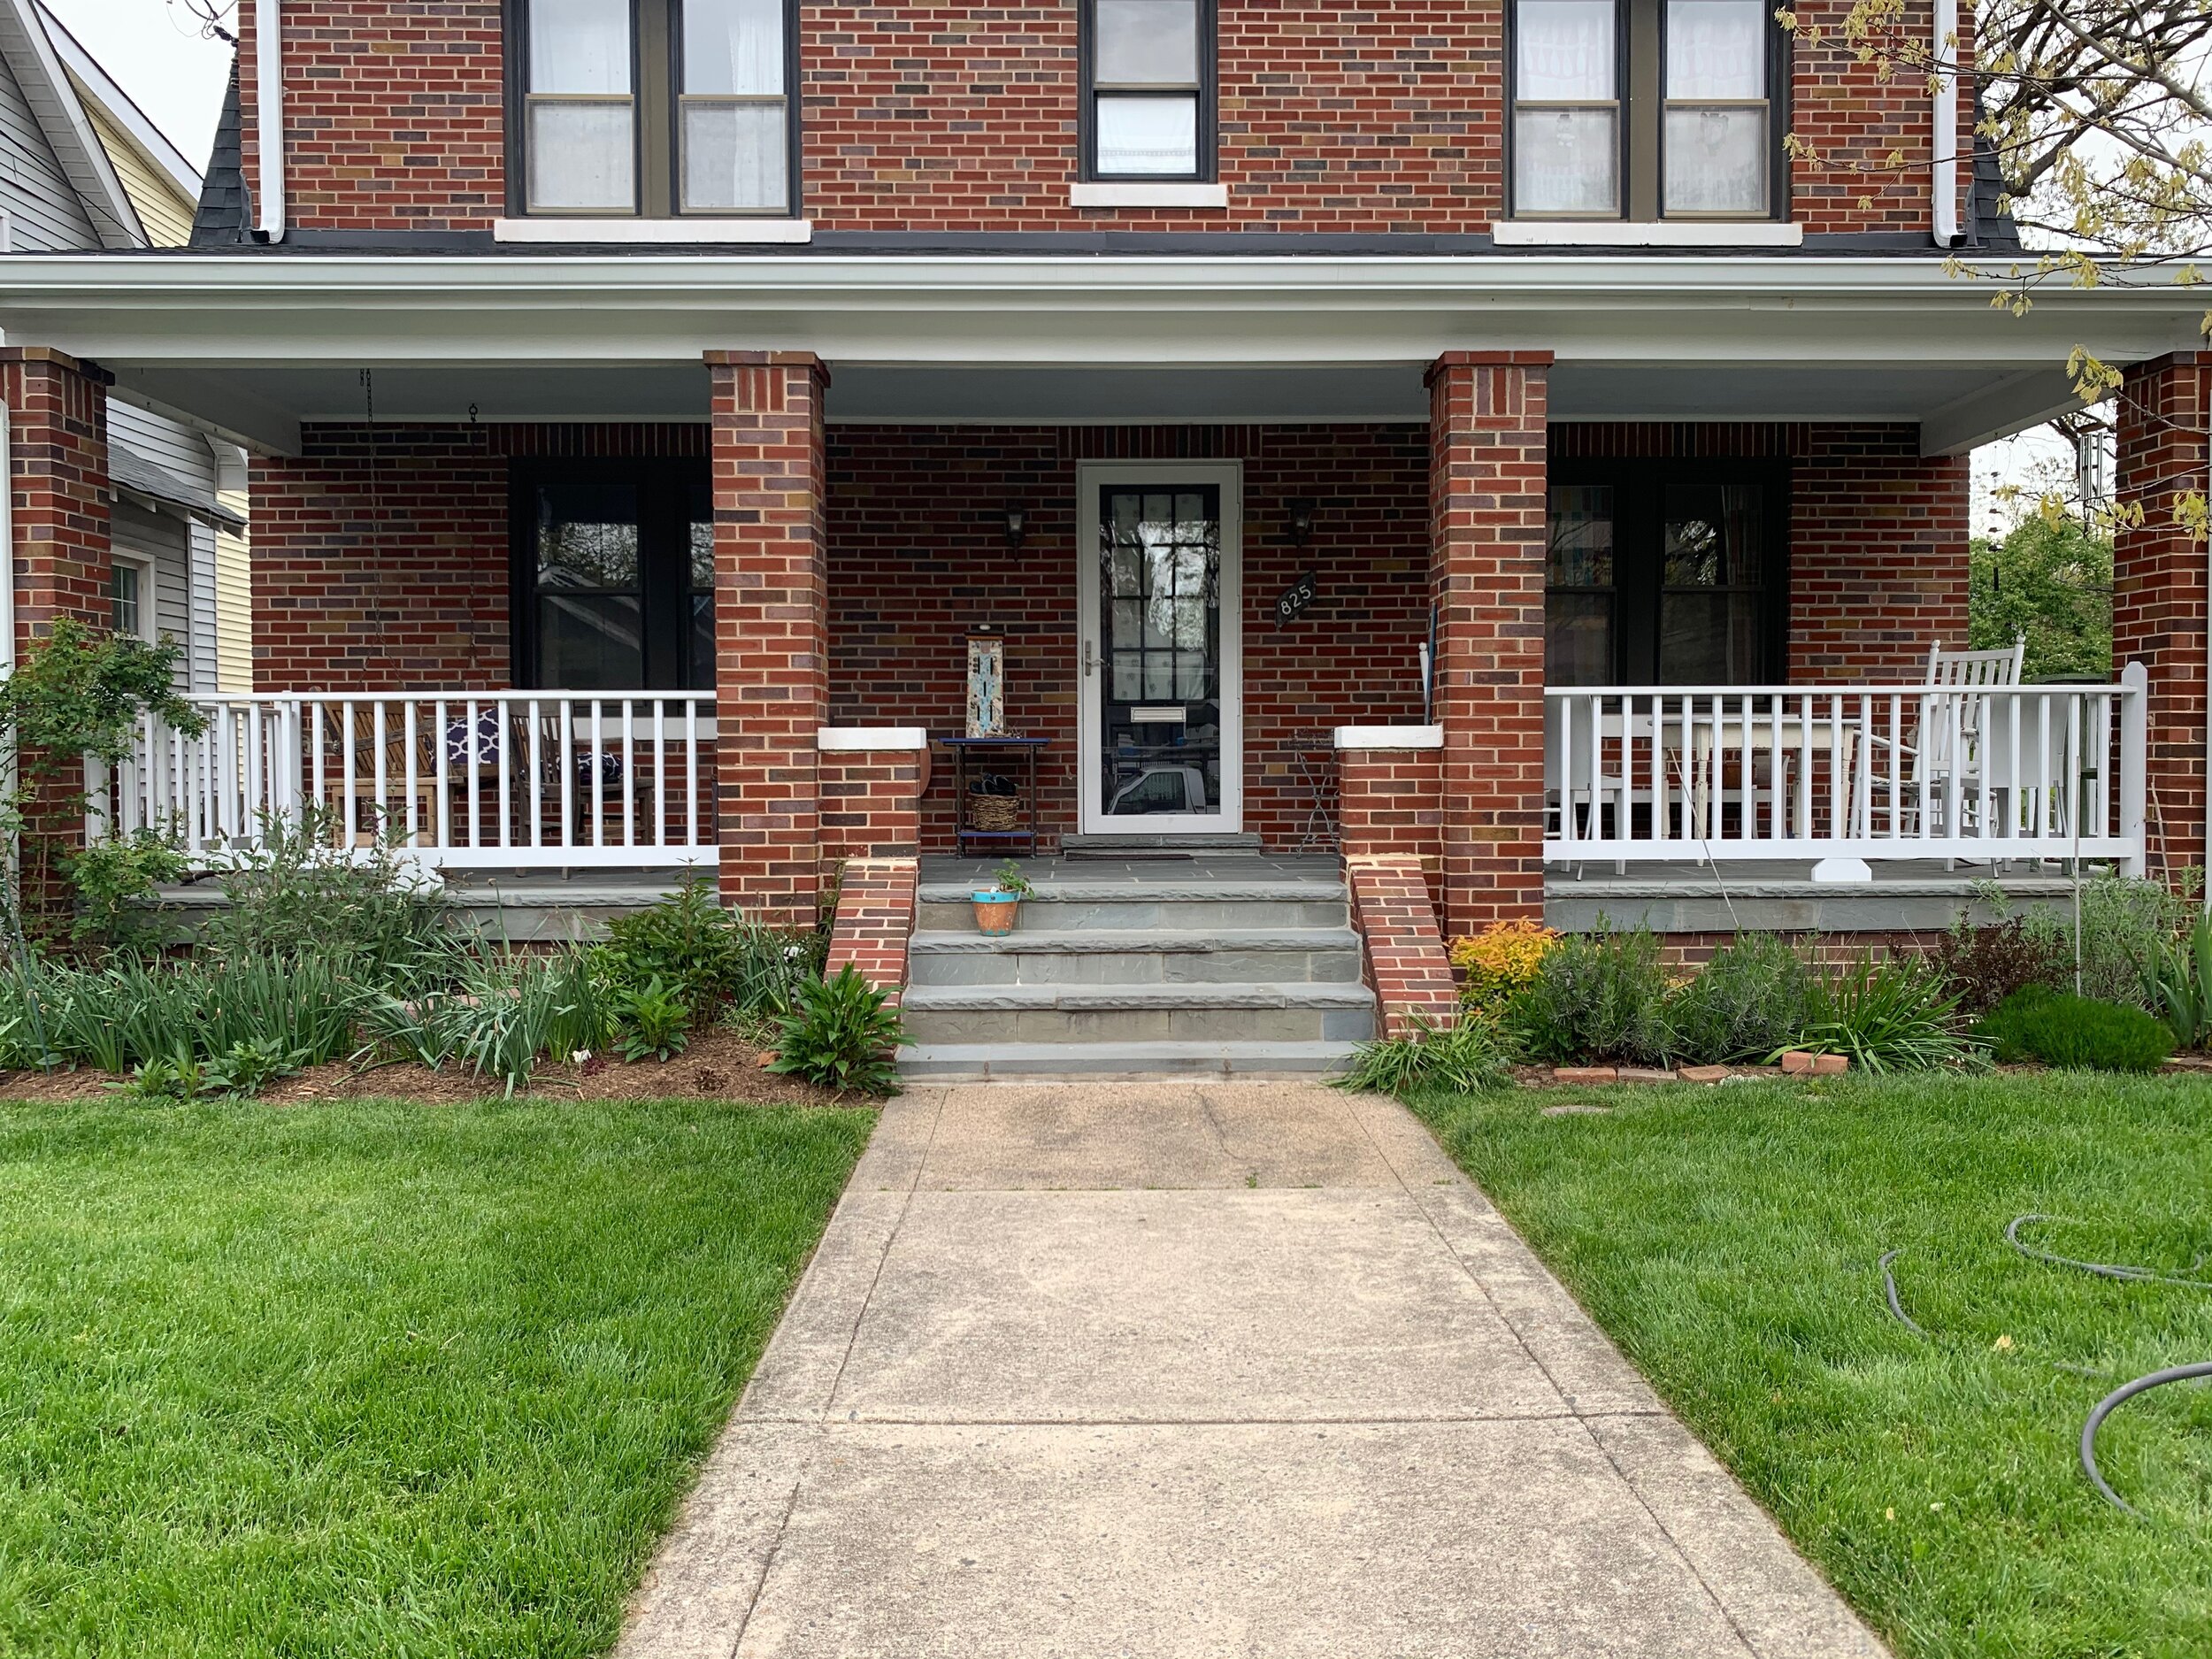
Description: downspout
xmin=1932 ymin=0 xmax=1959 ymax=246
xmin=254 ymin=0 xmax=286 ymax=242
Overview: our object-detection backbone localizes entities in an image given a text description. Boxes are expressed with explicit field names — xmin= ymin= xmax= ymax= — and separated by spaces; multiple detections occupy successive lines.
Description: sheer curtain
xmin=682 ymin=0 xmax=789 ymax=212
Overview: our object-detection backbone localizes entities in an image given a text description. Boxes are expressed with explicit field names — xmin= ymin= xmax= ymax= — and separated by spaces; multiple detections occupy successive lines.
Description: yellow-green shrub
xmin=1449 ymin=919 xmax=1559 ymax=1015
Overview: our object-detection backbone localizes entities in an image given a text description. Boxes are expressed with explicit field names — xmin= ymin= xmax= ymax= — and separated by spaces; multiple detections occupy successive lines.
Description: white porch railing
xmin=102 ymin=692 xmax=721 ymax=869
xmin=1545 ymin=666 xmax=2147 ymax=873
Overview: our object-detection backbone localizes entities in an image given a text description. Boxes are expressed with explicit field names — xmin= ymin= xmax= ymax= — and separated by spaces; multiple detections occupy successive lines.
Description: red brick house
xmin=0 ymin=1 xmax=2204 ymax=1065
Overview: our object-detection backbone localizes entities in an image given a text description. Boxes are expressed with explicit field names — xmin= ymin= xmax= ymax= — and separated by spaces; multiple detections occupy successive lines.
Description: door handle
xmin=1084 ymin=639 xmax=1096 ymax=678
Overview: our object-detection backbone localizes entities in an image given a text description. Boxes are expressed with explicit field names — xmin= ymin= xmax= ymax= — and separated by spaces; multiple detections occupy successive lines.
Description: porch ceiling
xmin=10 ymin=250 xmax=2200 ymax=456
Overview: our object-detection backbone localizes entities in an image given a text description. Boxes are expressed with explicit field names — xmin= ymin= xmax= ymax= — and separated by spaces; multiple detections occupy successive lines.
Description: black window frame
xmin=1079 ymin=0 xmax=1218 ymax=184
xmin=504 ymin=0 xmax=803 ymax=219
xmin=1545 ymin=457 xmax=1790 ymax=687
xmin=1506 ymin=0 xmax=1791 ymax=223
xmin=509 ymin=456 xmax=717 ymax=692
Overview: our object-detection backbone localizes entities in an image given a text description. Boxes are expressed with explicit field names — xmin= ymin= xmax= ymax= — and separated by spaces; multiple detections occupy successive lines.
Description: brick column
xmin=1425 ymin=350 xmax=1549 ymax=938
xmin=708 ymin=350 xmax=830 ymax=926
xmin=2 ymin=348 xmax=114 ymax=922
xmin=2115 ymin=350 xmax=2212 ymax=880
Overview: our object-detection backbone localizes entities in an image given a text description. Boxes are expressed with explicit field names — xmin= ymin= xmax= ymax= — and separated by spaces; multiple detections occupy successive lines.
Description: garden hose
xmin=1878 ymin=1226 xmax=2212 ymax=1517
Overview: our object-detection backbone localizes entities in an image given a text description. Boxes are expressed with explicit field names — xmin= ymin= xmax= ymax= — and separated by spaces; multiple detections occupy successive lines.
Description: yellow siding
xmin=215 ymin=492 xmax=251 ymax=692
xmin=81 ymin=96 xmax=194 ymax=246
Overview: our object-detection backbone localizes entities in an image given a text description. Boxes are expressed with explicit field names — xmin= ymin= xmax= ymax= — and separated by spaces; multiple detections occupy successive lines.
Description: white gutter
xmin=1932 ymin=0 xmax=1959 ymax=246
xmin=254 ymin=0 xmax=284 ymax=243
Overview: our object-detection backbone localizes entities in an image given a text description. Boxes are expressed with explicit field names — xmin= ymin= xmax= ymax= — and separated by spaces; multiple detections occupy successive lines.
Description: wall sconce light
xmin=1286 ymin=499 xmax=1317 ymax=548
xmin=1003 ymin=505 xmax=1028 ymax=549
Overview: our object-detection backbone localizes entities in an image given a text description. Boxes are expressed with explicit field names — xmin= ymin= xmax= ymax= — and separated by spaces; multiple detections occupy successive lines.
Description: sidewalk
xmin=618 ymin=1081 xmax=1887 ymax=1659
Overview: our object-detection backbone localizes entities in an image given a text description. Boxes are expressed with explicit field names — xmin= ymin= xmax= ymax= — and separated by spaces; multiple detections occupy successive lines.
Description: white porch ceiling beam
xmin=1916 ymin=367 xmax=2081 ymax=456
xmin=106 ymin=367 xmax=303 ymax=456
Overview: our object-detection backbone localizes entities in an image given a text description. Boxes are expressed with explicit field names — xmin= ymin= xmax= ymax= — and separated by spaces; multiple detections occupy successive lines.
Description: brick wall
xmin=818 ymin=741 xmax=928 ymax=861
xmin=1344 ymin=856 xmax=1460 ymax=1037
xmin=710 ymin=353 xmax=831 ymax=925
xmin=236 ymin=1 xmax=1951 ymax=236
xmin=822 ymin=856 xmax=919 ymax=1003
xmin=239 ymin=0 xmax=504 ymax=232
xmin=1336 ymin=740 xmax=1442 ymax=887
xmin=250 ymin=423 xmax=705 ymax=691
xmin=3 ymin=348 xmax=111 ymax=651
xmin=1427 ymin=352 xmax=1549 ymax=937
xmin=2116 ymin=351 xmax=2211 ymax=880
xmin=828 ymin=422 xmax=1429 ymax=853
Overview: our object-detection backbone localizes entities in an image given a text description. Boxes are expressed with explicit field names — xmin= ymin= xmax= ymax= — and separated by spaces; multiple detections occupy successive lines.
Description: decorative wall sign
xmin=966 ymin=632 xmax=1006 ymax=737
xmin=1276 ymin=571 xmax=1318 ymax=625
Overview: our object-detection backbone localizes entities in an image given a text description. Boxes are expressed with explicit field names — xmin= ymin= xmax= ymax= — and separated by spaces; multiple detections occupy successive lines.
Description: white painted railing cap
xmin=1333 ymin=725 xmax=1443 ymax=750
xmin=818 ymin=726 xmax=930 ymax=751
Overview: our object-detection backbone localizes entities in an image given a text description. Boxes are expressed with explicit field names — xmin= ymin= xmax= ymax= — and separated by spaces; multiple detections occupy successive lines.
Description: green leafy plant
xmin=601 ymin=879 xmax=818 ymax=1017
xmin=106 ymin=1048 xmax=208 ymax=1102
xmin=204 ymin=808 xmax=448 ymax=987
xmin=2135 ymin=909 xmax=2212 ymax=1049
xmin=1334 ymin=1011 xmax=1514 ymax=1097
xmin=58 ymin=826 xmax=188 ymax=949
xmin=987 ymin=860 xmax=1033 ymax=900
xmin=1973 ymin=987 xmax=2174 ymax=1071
xmin=1659 ymin=933 xmax=1814 ymax=1064
xmin=769 ymin=964 xmax=910 ymax=1094
xmin=1932 ymin=913 xmax=2071 ymax=1016
xmin=202 ymin=1036 xmax=309 ymax=1098
xmin=1504 ymin=925 xmax=1671 ymax=1064
xmin=616 ymin=974 xmax=692 ymax=1063
xmin=1775 ymin=956 xmax=1979 ymax=1074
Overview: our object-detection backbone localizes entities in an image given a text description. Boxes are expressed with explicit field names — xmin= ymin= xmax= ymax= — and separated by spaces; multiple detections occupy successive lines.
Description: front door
xmin=1076 ymin=462 xmax=1243 ymax=836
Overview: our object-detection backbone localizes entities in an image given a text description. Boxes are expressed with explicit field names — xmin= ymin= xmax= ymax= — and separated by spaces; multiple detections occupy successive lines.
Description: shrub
xmin=769 ymin=964 xmax=909 ymax=1094
xmin=1979 ymin=873 xmax=2198 ymax=1010
xmin=616 ymin=974 xmax=692 ymax=1063
xmin=1450 ymin=920 xmax=1559 ymax=1016
xmin=1778 ymin=956 xmax=1978 ymax=1074
xmin=1334 ymin=1011 xmax=1514 ymax=1097
xmin=2135 ymin=910 xmax=2212 ymax=1049
xmin=1974 ymin=987 xmax=2174 ymax=1071
xmin=1505 ymin=926 xmax=1670 ymax=1064
xmin=601 ymin=879 xmax=818 ymax=1016
xmin=1932 ymin=915 xmax=2070 ymax=1016
xmin=1660 ymin=933 xmax=1814 ymax=1064
xmin=203 ymin=809 xmax=448 ymax=987
xmin=58 ymin=827 xmax=188 ymax=950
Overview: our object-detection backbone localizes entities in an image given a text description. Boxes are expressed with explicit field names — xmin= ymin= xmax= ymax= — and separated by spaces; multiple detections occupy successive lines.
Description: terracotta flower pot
xmin=972 ymin=892 xmax=1020 ymax=936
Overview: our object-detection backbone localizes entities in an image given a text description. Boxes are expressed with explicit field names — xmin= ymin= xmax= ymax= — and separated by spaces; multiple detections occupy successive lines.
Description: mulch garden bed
xmin=0 ymin=1025 xmax=855 ymax=1108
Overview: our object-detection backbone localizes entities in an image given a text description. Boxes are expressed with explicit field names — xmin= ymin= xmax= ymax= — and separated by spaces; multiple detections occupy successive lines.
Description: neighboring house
xmin=0 ymin=0 xmax=249 ymax=692
xmin=0 ymin=3 xmax=2201 ymax=983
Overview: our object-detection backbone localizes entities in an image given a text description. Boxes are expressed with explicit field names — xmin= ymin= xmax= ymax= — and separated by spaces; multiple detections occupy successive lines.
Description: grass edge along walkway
xmin=0 ymin=1095 xmax=873 ymax=1659
xmin=1408 ymin=1071 xmax=2212 ymax=1659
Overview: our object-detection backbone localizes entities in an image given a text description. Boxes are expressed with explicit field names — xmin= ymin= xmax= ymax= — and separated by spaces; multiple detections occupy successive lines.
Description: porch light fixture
xmin=1003 ymin=505 xmax=1028 ymax=549
xmin=1286 ymin=499 xmax=1317 ymax=548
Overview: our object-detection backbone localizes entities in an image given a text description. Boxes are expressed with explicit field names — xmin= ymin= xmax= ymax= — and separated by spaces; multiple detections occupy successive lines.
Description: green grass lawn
xmin=1409 ymin=1073 xmax=2212 ymax=1659
xmin=0 ymin=1097 xmax=872 ymax=1659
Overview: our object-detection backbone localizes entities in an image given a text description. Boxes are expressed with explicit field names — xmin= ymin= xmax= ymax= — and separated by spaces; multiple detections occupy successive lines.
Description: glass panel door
xmin=1095 ymin=484 xmax=1225 ymax=824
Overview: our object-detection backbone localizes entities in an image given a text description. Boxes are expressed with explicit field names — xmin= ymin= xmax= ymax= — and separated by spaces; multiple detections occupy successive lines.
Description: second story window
xmin=1510 ymin=0 xmax=1782 ymax=221
xmin=1084 ymin=0 xmax=1214 ymax=180
xmin=513 ymin=0 xmax=796 ymax=218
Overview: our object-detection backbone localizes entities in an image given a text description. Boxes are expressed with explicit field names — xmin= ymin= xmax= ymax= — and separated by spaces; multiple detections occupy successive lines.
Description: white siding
xmin=111 ymin=499 xmax=189 ymax=691
xmin=107 ymin=401 xmax=219 ymax=496
xmin=0 ymin=50 xmax=95 ymax=250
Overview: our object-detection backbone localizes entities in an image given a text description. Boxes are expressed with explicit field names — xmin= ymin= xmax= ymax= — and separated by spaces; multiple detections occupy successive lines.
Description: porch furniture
xmin=942 ymin=735 xmax=1048 ymax=858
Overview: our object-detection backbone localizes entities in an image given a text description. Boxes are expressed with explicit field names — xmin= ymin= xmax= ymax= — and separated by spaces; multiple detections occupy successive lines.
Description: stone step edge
xmin=898 ymin=1040 xmax=1361 ymax=1079
xmin=909 ymin=928 xmax=1363 ymax=955
xmin=901 ymin=982 xmax=1376 ymax=1011
xmin=917 ymin=882 xmax=1347 ymax=905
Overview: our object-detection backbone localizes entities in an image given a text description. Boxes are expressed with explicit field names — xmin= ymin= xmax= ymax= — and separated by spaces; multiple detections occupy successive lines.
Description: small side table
xmin=942 ymin=736 xmax=1049 ymax=858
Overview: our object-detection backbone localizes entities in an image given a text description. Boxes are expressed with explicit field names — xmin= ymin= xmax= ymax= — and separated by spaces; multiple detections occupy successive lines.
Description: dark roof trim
xmin=110 ymin=441 xmax=245 ymax=526
xmin=188 ymin=57 xmax=250 ymax=249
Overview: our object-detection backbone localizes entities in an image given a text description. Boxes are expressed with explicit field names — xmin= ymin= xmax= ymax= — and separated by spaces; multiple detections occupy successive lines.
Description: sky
xmin=39 ymin=0 xmax=235 ymax=173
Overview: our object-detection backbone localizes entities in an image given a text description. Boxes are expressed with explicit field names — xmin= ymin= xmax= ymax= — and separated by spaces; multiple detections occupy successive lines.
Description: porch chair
xmin=1865 ymin=634 xmax=2027 ymax=858
xmin=1545 ymin=697 xmax=1627 ymax=875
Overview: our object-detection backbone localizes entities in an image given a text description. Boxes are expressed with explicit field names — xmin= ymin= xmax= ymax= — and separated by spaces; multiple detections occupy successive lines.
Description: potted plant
xmin=972 ymin=859 xmax=1032 ymax=936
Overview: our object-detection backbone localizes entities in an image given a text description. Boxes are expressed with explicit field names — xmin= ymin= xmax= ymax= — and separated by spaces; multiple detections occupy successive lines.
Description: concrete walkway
xmin=618 ymin=1083 xmax=1887 ymax=1659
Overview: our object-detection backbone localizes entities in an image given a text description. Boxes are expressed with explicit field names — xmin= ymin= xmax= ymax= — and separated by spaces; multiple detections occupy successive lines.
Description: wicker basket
xmin=967 ymin=790 xmax=1023 ymax=833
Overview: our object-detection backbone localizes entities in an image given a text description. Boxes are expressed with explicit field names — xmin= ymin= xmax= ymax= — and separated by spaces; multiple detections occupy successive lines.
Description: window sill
xmin=1070 ymin=182 xmax=1230 ymax=211
xmin=1490 ymin=219 xmax=1804 ymax=249
xmin=491 ymin=218 xmax=814 ymax=245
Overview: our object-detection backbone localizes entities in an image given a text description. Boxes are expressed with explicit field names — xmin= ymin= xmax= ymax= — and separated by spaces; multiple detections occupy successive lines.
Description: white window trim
xmin=111 ymin=549 xmax=156 ymax=641
xmin=1070 ymin=182 xmax=1229 ymax=211
xmin=493 ymin=217 xmax=814 ymax=245
xmin=1492 ymin=220 xmax=1803 ymax=248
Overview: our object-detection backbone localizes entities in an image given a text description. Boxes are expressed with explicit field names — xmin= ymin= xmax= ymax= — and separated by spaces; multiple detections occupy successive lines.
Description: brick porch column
xmin=2 ymin=347 xmax=112 ymax=650
xmin=1425 ymin=350 xmax=1550 ymax=938
xmin=2115 ymin=349 xmax=2212 ymax=882
xmin=707 ymin=350 xmax=830 ymax=926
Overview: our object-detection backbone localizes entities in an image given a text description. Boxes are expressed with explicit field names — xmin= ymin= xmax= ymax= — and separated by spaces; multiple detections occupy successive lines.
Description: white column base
xmin=1809 ymin=856 xmax=1875 ymax=885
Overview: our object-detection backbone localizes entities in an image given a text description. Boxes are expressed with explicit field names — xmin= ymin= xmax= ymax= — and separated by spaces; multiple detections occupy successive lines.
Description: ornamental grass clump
xmin=1334 ymin=1011 xmax=1514 ymax=1098
xmin=1776 ymin=955 xmax=1979 ymax=1075
xmin=1450 ymin=919 xmax=1559 ymax=1017
xmin=1973 ymin=987 xmax=2174 ymax=1072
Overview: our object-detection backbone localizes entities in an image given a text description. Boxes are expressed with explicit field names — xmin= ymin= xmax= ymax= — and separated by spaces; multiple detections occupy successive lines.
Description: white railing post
xmin=2120 ymin=661 xmax=2149 ymax=878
